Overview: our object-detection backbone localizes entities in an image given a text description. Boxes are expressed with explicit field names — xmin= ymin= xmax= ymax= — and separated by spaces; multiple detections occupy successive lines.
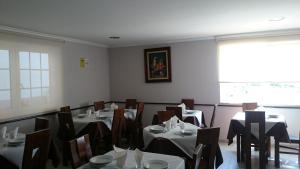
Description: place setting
xmin=0 ymin=126 xmax=25 ymax=147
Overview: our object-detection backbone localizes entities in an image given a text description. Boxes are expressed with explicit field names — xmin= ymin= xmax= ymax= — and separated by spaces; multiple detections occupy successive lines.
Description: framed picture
xmin=144 ymin=47 xmax=172 ymax=83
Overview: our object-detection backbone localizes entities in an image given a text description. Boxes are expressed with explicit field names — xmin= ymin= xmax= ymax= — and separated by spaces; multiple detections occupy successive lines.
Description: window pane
xmin=31 ymin=70 xmax=41 ymax=88
xmin=0 ymin=50 xmax=9 ymax=69
xmin=42 ymin=88 xmax=49 ymax=96
xmin=41 ymin=53 xmax=49 ymax=69
xmin=20 ymin=70 xmax=30 ymax=88
xmin=0 ymin=90 xmax=10 ymax=101
xmin=31 ymin=88 xmax=41 ymax=97
xmin=30 ymin=52 xmax=40 ymax=69
xmin=21 ymin=89 xmax=31 ymax=98
xmin=19 ymin=52 xmax=29 ymax=69
xmin=0 ymin=70 xmax=10 ymax=89
xmin=41 ymin=71 xmax=49 ymax=87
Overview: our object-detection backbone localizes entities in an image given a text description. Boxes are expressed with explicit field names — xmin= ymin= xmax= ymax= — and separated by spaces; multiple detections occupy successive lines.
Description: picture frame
xmin=144 ymin=47 xmax=172 ymax=83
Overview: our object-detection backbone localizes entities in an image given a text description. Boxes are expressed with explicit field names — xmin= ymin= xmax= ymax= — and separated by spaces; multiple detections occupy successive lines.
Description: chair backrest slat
xmin=111 ymin=109 xmax=125 ymax=146
xmin=60 ymin=106 xmax=71 ymax=113
xmin=57 ymin=112 xmax=76 ymax=140
xmin=242 ymin=102 xmax=258 ymax=112
xmin=94 ymin=101 xmax=105 ymax=111
xmin=35 ymin=118 xmax=49 ymax=131
xmin=182 ymin=99 xmax=194 ymax=110
xmin=166 ymin=106 xmax=182 ymax=120
xmin=125 ymin=99 xmax=137 ymax=109
xmin=135 ymin=102 xmax=144 ymax=126
xmin=22 ymin=129 xmax=51 ymax=169
xmin=157 ymin=111 xmax=174 ymax=123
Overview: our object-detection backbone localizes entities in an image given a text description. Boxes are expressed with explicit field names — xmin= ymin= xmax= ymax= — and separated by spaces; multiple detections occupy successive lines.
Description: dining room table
xmin=227 ymin=111 xmax=290 ymax=165
xmin=143 ymin=122 xmax=223 ymax=168
xmin=73 ymin=108 xmax=137 ymax=134
xmin=77 ymin=149 xmax=185 ymax=169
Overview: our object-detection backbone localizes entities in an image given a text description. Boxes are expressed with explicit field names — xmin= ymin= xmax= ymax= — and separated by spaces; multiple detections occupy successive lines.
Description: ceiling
xmin=1 ymin=0 xmax=300 ymax=47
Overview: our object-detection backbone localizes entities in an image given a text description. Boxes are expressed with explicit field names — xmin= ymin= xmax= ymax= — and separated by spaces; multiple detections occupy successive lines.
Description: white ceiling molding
xmin=0 ymin=25 xmax=107 ymax=48
xmin=215 ymin=29 xmax=300 ymax=41
xmin=109 ymin=36 xmax=216 ymax=48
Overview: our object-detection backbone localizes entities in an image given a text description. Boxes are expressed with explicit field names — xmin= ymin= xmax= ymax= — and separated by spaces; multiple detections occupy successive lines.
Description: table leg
xmin=275 ymin=138 xmax=280 ymax=168
xmin=237 ymin=134 xmax=241 ymax=162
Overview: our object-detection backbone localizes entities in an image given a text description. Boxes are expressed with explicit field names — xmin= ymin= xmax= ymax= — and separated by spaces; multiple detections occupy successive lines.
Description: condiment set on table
xmin=0 ymin=126 xmax=25 ymax=146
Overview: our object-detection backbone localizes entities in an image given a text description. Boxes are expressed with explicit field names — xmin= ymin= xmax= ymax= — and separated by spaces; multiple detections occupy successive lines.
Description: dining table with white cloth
xmin=77 ymin=149 xmax=185 ymax=169
xmin=73 ymin=108 xmax=137 ymax=134
xmin=143 ymin=122 xmax=200 ymax=158
xmin=0 ymin=133 xmax=26 ymax=169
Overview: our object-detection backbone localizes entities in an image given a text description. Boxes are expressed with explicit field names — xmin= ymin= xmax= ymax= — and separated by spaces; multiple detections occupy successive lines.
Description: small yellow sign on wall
xmin=80 ymin=58 xmax=88 ymax=69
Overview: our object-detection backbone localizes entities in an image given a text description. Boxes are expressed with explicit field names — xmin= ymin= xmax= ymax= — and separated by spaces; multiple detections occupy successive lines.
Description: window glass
xmin=30 ymin=52 xmax=40 ymax=69
xmin=41 ymin=53 xmax=49 ymax=69
xmin=21 ymin=89 xmax=31 ymax=98
xmin=31 ymin=70 xmax=41 ymax=88
xmin=31 ymin=88 xmax=41 ymax=97
xmin=0 ymin=50 xmax=9 ymax=69
xmin=20 ymin=70 xmax=30 ymax=88
xmin=0 ymin=70 xmax=10 ymax=90
xmin=19 ymin=52 xmax=30 ymax=69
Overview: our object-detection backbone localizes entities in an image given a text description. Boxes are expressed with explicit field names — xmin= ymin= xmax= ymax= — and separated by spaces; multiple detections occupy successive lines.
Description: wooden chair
xmin=166 ymin=106 xmax=183 ymax=120
xmin=242 ymin=102 xmax=258 ymax=111
xmin=129 ymin=102 xmax=145 ymax=148
xmin=275 ymin=131 xmax=300 ymax=168
xmin=111 ymin=109 xmax=125 ymax=146
xmin=57 ymin=112 xmax=76 ymax=166
xmin=125 ymin=99 xmax=137 ymax=109
xmin=157 ymin=110 xmax=174 ymax=123
xmin=209 ymin=104 xmax=217 ymax=128
xmin=60 ymin=106 xmax=71 ymax=113
xmin=182 ymin=99 xmax=194 ymax=110
xmin=34 ymin=118 xmax=60 ymax=167
xmin=22 ymin=129 xmax=51 ymax=169
xmin=192 ymin=127 xmax=220 ymax=169
xmin=94 ymin=101 xmax=105 ymax=111
xmin=244 ymin=111 xmax=268 ymax=169
xmin=69 ymin=134 xmax=93 ymax=169
xmin=34 ymin=118 xmax=49 ymax=131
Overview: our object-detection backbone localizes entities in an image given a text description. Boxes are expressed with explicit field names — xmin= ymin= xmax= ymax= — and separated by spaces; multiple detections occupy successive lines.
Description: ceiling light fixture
xmin=109 ymin=36 xmax=120 ymax=39
xmin=269 ymin=17 xmax=285 ymax=22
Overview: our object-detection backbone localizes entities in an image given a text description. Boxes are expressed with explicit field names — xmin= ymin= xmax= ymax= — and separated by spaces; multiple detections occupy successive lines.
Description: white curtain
xmin=0 ymin=33 xmax=63 ymax=120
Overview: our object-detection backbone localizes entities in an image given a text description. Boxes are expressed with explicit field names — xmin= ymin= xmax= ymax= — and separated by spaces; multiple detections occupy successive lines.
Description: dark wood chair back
xmin=125 ymin=99 xmax=137 ymax=109
xmin=35 ymin=118 xmax=49 ymax=131
xmin=111 ymin=109 xmax=125 ymax=146
xmin=209 ymin=104 xmax=218 ymax=128
xmin=157 ymin=111 xmax=174 ymax=123
xmin=57 ymin=112 xmax=76 ymax=140
xmin=182 ymin=99 xmax=194 ymax=110
xmin=135 ymin=102 xmax=145 ymax=126
xmin=60 ymin=106 xmax=71 ymax=113
xmin=166 ymin=106 xmax=182 ymax=120
xmin=193 ymin=127 xmax=220 ymax=169
xmin=22 ymin=129 xmax=51 ymax=169
xmin=69 ymin=134 xmax=93 ymax=169
xmin=245 ymin=111 xmax=266 ymax=169
xmin=94 ymin=101 xmax=105 ymax=111
xmin=242 ymin=102 xmax=258 ymax=111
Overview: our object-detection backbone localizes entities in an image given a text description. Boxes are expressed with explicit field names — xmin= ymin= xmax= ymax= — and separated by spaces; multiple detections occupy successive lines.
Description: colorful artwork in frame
xmin=144 ymin=47 xmax=172 ymax=83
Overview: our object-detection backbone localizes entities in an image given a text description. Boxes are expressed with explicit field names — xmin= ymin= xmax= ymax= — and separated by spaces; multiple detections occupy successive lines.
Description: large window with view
xmin=0 ymin=34 xmax=62 ymax=119
xmin=218 ymin=37 xmax=300 ymax=106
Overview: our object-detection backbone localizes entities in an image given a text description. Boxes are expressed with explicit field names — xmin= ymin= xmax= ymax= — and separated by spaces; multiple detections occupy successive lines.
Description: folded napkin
xmin=110 ymin=103 xmax=119 ymax=110
xmin=13 ymin=127 xmax=19 ymax=139
xmin=171 ymin=116 xmax=179 ymax=128
xmin=113 ymin=145 xmax=127 ymax=168
xmin=178 ymin=103 xmax=186 ymax=114
xmin=1 ymin=126 xmax=7 ymax=139
xmin=94 ymin=110 xmax=100 ymax=117
xmin=86 ymin=109 xmax=92 ymax=116
xmin=134 ymin=148 xmax=143 ymax=168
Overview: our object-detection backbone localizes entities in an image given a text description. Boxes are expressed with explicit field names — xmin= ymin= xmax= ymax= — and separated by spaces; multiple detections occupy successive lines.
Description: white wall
xmin=62 ymin=42 xmax=110 ymax=107
xmin=109 ymin=40 xmax=300 ymax=140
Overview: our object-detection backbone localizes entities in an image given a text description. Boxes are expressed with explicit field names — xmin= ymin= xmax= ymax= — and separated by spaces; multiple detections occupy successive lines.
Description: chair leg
xmin=237 ymin=134 xmax=241 ymax=162
xmin=241 ymin=136 xmax=245 ymax=162
xmin=275 ymin=139 xmax=280 ymax=168
xmin=259 ymin=143 xmax=266 ymax=169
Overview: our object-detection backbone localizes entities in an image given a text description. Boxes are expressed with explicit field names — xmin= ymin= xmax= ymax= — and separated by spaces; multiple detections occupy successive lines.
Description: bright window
xmin=0 ymin=49 xmax=11 ymax=108
xmin=0 ymin=34 xmax=63 ymax=119
xmin=219 ymin=38 xmax=300 ymax=106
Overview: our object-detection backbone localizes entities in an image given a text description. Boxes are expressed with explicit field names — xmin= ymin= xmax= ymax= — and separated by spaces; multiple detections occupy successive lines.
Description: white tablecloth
xmin=183 ymin=110 xmax=202 ymax=124
xmin=0 ymin=133 xmax=26 ymax=169
xmin=233 ymin=112 xmax=286 ymax=138
xmin=78 ymin=150 xmax=185 ymax=169
xmin=143 ymin=123 xmax=200 ymax=158
xmin=73 ymin=109 xmax=137 ymax=134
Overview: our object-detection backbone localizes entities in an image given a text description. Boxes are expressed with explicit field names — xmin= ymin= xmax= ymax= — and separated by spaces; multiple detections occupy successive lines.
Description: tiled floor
xmin=48 ymin=142 xmax=299 ymax=169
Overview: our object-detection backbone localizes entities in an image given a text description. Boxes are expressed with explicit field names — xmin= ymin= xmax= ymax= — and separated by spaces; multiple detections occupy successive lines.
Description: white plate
xmin=181 ymin=129 xmax=194 ymax=135
xmin=185 ymin=110 xmax=194 ymax=114
xmin=77 ymin=114 xmax=87 ymax=118
xmin=268 ymin=114 xmax=279 ymax=118
xmin=89 ymin=155 xmax=113 ymax=166
xmin=149 ymin=126 xmax=165 ymax=133
xmin=143 ymin=160 xmax=168 ymax=169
